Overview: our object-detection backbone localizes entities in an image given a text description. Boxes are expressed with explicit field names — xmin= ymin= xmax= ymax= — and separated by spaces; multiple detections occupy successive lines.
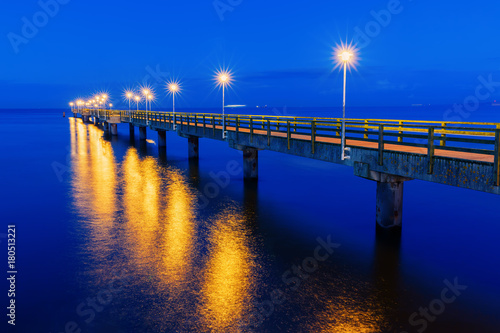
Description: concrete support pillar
xmin=353 ymin=163 xmax=411 ymax=230
xmin=139 ymin=127 xmax=147 ymax=141
xmin=93 ymin=117 xmax=98 ymax=125
xmin=158 ymin=130 xmax=166 ymax=148
xmin=243 ymin=148 xmax=258 ymax=180
xmin=83 ymin=115 xmax=89 ymax=123
xmin=376 ymin=181 xmax=404 ymax=229
xmin=129 ymin=123 xmax=135 ymax=138
xmin=111 ymin=123 xmax=118 ymax=136
xmin=103 ymin=122 xmax=110 ymax=133
xmin=188 ymin=136 xmax=199 ymax=160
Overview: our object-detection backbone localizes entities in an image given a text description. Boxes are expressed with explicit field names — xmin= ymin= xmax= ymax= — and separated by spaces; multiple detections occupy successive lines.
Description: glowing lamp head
xmin=125 ymin=91 xmax=133 ymax=99
xmin=333 ymin=41 xmax=359 ymax=71
xmin=134 ymin=96 xmax=140 ymax=102
xmin=169 ymin=84 xmax=179 ymax=92
xmin=147 ymin=94 xmax=153 ymax=100
xmin=142 ymin=89 xmax=150 ymax=96
xmin=340 ymin=51 xmax=353 ymax=62
xmin=101 ymin=94 xmax=108 ymax=100
xmin=109 ymin=103 xmax=113 ymax=107
xmin=69 ymin=102 xmax=74 ymax=106
xmin=214 ymin=69 xmax=233 ymax=88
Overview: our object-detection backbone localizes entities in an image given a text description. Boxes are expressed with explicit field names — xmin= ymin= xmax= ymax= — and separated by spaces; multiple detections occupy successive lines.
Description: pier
xmin=76 ymin=108 xmax=500 ymax=229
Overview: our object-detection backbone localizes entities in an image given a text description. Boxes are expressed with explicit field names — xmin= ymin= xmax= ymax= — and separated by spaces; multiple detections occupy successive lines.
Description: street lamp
xmin=142 ymin=88 xmax=151 ymax=111
xmin=215 ymin=69 xmax=233 ymax=139
xmin=167 ymin=81 xmax=181 ymax=130
xmin=125 ymin=91 xmax=133 ymax=112
xmin=333 ymin=42 xmax=358 ymax=160
xmin=134 ymin=96 xmax=141 ymax=111
xmin=69 ymin=102 xmax=74 ymax=112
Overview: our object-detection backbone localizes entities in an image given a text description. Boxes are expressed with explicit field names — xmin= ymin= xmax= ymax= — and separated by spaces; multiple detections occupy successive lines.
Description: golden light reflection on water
xmin=123 ymin=149 xmax=162 ymax=265
xmin=71 ymin=120 xmax=118 ymax=264
xmin=69 ymin=120 xmax=260 ymax=331
xmin=311 ymin=299 xmax=384 ymax=333
xmin=199 ymin=207 xmax=257 ymax=332
xmin=159 ymin=170 xmax=196 ymax=290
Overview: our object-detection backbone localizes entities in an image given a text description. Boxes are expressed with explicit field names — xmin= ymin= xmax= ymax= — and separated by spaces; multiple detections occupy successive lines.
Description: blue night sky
xmin=2 ymin=0 xmax=500 ymax=109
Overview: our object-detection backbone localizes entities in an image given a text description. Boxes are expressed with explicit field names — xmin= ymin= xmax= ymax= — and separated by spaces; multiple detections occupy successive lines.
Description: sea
xmin=1 ymin=105 xmax=499 ymax=332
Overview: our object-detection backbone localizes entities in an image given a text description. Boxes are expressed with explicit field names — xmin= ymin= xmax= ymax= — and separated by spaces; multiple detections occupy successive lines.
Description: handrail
xmin=82 ymin=108 xmax=500 ymax=183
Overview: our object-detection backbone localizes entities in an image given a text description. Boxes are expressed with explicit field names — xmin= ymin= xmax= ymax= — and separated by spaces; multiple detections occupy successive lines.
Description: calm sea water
xmin=1 ymin=107 xmax=499 ymax=333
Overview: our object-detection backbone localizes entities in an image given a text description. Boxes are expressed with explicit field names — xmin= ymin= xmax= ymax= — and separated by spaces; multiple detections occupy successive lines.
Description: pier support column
xmin=103 ymin=122 xmax=110 ymax=134
xmin=83 ymin=115 xmax=89 ymax=123
xmin=111 ymin=124 xmax=118 ymax=136
xmin=353 ymin=162 xmax=412 ymax=229
xmin=129 ymin=124 xmax=135 ymax=138
xmin=139 ymin=126 xmax=147 ymax=141
xmin=158 ymin=130 xmax=166 ymax=148
xmin=376 ymin=181 xmax=404 ymax=228
xmin=243 ymin=148 xmax=258 ymax=180
xmin=93 ymin=117 xmax=98 ymax=125
xmin=188 ymin=136 xmax=199 ymax=160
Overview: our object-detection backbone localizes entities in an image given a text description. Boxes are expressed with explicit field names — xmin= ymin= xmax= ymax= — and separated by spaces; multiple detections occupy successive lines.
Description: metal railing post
xmin=364 ymin=120 xmax=369 ymax=139
xmin=311 ymin=119 xmax=316 ymax=154
xmin=287 ymin=120 xmax=291 ymax=150
xmin=378 ymin=125 xmax=384 ymax=166
xmin=398 ymin=121 xmax=403 ymax=143
xmin=494 ymin=129 xmax=500 ymax=186
xmin=250 ymin=117 xmax=253 ymax=143
xmin=267 ymin=120 xmax=271 ymax=146
xmin=428 ymin=127 xmax=435 ymax=174
xmin=440 ymin=123 xmax=447 ymax=147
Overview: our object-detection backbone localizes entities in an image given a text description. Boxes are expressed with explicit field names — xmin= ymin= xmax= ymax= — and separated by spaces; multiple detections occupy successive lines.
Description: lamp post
xmin=125 ymin=91 xmax=133 ymax=113
xmin=334 ymin=42 xmax=358 ymax=161
xmin=69 ymin=102 xmax=74 ymax=112
xmin=142 ymin=89 xmax=150 ymax=111
xmin=167 ymin=81 xmax=180 ymax=130
xmin=134 ymin=96 xmax=140 ymax=111
xmin=215 ymin=69 xmax=232 ymax=139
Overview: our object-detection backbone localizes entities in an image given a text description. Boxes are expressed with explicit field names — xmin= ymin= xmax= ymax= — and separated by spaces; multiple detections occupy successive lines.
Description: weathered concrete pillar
xmin=129 ymin=123 xmax=135 ymax=138
xmin=111 ymin=124 xmax=118 ymax=136
xmin=83 ymin=115 xmax=89 ymax=123
xmin=353 ymin=163 xmax=412 ymax=229
xmin=93 ymin=117 xmax=98 ymax=125
xmin=188 ymin=136 xmax=199 ymax=160
xmin=139 ymin=126 xmax=147 ymax=141
xmin=158 ymin=130 xmax=166 ymax=148
xmin=103 ymin=122 xmax=110 ymax=133
xmin=243 ymin=148 xmax=258 ymax=180
xmin=376 ymin=181 xmax=404 ymax=228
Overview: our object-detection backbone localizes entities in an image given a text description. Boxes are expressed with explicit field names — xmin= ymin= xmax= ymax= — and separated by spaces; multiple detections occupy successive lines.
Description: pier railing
xmin=83 ymin=109 xmax=500 ymax=185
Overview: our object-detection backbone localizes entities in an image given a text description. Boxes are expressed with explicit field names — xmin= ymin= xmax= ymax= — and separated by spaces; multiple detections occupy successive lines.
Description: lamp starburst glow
xmin=332 ymin=41 xmax=359 ymax=71
xmin=167 ymin=80 xmax=182 ymax=130
xmin=214 ymin=68 xmax=233 ymax=139
xmin=134 ymin=95 xmax=141 ymax=111
xmin=124 ymin=90 xmax=133 ymax=112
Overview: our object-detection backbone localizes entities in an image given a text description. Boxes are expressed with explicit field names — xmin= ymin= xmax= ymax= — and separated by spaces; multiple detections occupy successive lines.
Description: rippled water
xmin=1 ymin=109 xmax=500 ymax=332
